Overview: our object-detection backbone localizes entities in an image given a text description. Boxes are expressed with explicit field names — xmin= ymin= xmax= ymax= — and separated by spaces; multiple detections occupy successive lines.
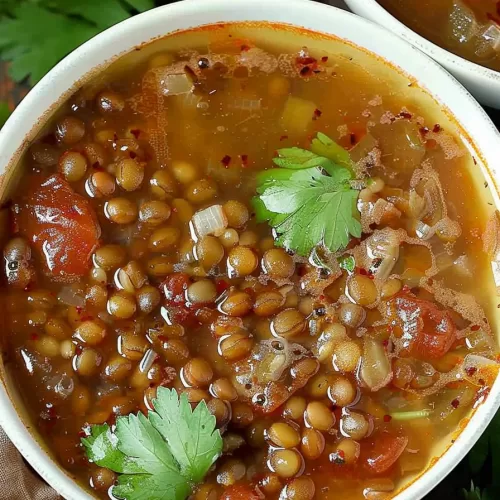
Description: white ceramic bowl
xmin=1 ymin=0 xmax=500 ymax=499
xmin=344 ymin=0 xmax=500 ymax=109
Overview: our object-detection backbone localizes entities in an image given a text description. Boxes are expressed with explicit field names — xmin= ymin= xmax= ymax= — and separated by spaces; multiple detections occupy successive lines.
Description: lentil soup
xmin=378 ymin=0 xmax=500 ymax=72
xmin=1 ymin=22 xmax=500 ymax=500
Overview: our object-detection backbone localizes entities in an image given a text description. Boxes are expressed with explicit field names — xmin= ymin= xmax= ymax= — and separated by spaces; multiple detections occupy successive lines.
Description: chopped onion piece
xmin=58 ymin=285 xmax=85 ymax=307
xmin=476 ymin=23 xmax=500 ymax=58
xmin=160 ymin=73 xmax=194 ymax=96
xmin=190 ymin=205 xmax=228 ymax=240
xmin=360 ymin=337 xmax=392 ymax=391
xmin=461 ymin=353 xmax=498 ymax=386
xmin=448 ymin=0 xmax=478 ymax=46
xmin=139 ymin=349 xmax=158 ymax=374
xmin=415 ymin=220 xmax=433 ymax=240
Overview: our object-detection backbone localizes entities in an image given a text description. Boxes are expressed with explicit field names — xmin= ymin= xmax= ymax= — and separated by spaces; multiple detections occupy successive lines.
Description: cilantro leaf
xmin=149 ymin=388 xmax=222 ymax=483
xmin=255 ymin=164 xmax=361 ymax=256
xmin=0 ymin=0 xmax=154 ymax=84
xmin=311 ymin=131 xmax=355 ymax=172
xmin=82 ymin=388 xmax=222 ymax=500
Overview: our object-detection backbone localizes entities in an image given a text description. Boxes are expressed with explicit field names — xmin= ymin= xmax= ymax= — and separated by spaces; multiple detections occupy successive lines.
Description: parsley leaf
xmin=82 ymin=388 xmax=222 ymax=500
xmin=0 ymin=101 xmax=10 ymax=127
xmin=311 ymin=131 xmax=355 ymax=171
xmin=254 ymin=135 xmax=361 ymax=256
xmin=0 ymin=0 xmax=154 ymax=84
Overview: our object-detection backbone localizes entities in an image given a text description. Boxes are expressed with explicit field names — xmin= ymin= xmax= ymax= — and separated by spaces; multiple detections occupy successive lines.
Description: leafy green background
xmin=0 ymin=0 xmax=499 ymax=498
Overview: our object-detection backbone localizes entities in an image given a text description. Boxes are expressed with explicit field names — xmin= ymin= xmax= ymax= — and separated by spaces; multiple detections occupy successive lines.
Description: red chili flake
xmin=465 ymin=366 xmax=478 ymax=377
xmin=319 ymin=294 xmax=325 ymax=301
xmin=75 ymin=345 xmax=83 ymax=355
xmin=221 ymin=155 xmax=231 ymax=168
xmin=433 ymin=124 xmax=442 ymax=133
xmin=30 ymin=333 xmax=39 ymax=341
xmin=470 ymin=324 xmax=481 ymax=331
xmin=77 ymin=430 xmax=87 ymax=439
xmin=383 ymin=414 xmax=392 ymax=423
xmin=313 ymin=108 xmax=322 ymax=120
xmin=479 ymin=378 xmax=486 ymax=386
xmin=349 ymin=133 xmax=357 ymax=146
xmin=297 ymin=56 xmax=317 ymax=65
xmin=300 ymin=66 xmax=311 ymax=76
xmin=241 ymin=44 xmax=250 ymax=52
xmin=321 ymin=56 xmax=329 ymax=62
xmin=473 ymin=157 xmax=477 ymax=165
xmin=451 ymin=398 xmax=460 ymax=409
xmin=129 ymin=151 xmax=137 ymax=159
xmin=279 ymin=135 xmax=288 ymax=141
xmin=172 ymin=206 xmax=178 ymax=213
xmin=398 ymin=111 xmax=412 ymax=119
xmin=382 ymin=339 xmax=389 ymax=348
xmin=420 ymin=126 xmax=430 ymax=135
xmin=130 ymin=129 xmax=141 ymax=139
xmin=240 ymin=154 xmax=249 ymax=168
xmin=359 ymin=268 xmax=368 ymax=276
xmin=216 ymin=279 xmax=229 ymax=294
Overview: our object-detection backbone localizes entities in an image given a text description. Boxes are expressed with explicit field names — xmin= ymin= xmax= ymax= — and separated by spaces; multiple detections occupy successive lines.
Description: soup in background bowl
xmin=344 ymin=0 xmax=500 ymax=109
xmin=1 ymin=1 xmax=500 ymax=500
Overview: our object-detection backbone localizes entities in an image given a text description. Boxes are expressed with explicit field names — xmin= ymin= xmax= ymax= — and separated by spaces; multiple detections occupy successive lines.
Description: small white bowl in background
xmin=344 ymin=0 xmax=500 ymax=109
xmin=1 ymin=0 xmax=500 ymax=499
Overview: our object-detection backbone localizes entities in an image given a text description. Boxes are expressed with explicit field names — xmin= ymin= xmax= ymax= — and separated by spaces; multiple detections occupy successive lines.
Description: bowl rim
xmin=343 ymin=0 xmax=500 ymax=87
xmin=1 ymin=0 xmax=500 ymax=499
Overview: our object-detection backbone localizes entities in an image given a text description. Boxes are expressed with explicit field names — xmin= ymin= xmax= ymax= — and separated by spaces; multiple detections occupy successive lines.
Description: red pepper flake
xmin=129 ymin=151 xmax=137 ymax=159
xmin=30 ymin=333 xmax=39 ymax=341
xmin=382 ymin=339 xmax=389 ymax=348
xmin=240 ymin=154 xmax=249 ymax=168
xmin=279 ymin=135 xmax=288 ymax=141
xmin=78 ymin=430 xmax=87 ymax=439
xmin=420 ymin=126 xmax=430 ymax=135
xmin=241 ymin=44 xmax=250 ymax=52
xmin=349 ymin=133 xmax=357 ymax=146
xmin=451 ymin=398 xmax=460 ymax=409
xmin=300 ymin=66 xmax=311 ymax=76
xmin=398 ymin=111 xmax=412 ymax=119
xmin=473 ymin=157 xmax=478 ymax=165
xmin=470 ymin=324 xmax=481 ymax=331
xmin=433 ymin=124 xmax=441 ymax=133
xmin=172 ymin=206 xmax=178 ymax=213
xmin=359 ymin=268 xmax=368 ymax=276
xmin=75 ymin=345 xmax=83 ymax=355
xmin=321 ymin=56 xmax=329 ymax=62
xmin=76 ymin=306 xmax=83 ymax=314
xmin=297 ymin=56 xmax=317 ymax=65
xmin=216 ymin=279 xmax=229 ymax=294
xmin=465 ymin=366 xmax=478 ymax=377
xmin=313 ymin=108 xmax=322 ymax=120
xmin=130 ymin=129 xmax=141 ymax=139
xmin=479 ymin=378 xmax=486 ymax=386
xmin=221 ymin=155 xmax=231 ymax=168
xmin=319 ymin=294 xmax=325 ymax=301
xmin=383 ymin=414 xmax=392 ymax=423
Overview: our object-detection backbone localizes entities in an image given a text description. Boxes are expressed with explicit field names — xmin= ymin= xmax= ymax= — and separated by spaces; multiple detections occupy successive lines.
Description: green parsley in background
xmin=0 ymin=1 xmax=500 ymax=498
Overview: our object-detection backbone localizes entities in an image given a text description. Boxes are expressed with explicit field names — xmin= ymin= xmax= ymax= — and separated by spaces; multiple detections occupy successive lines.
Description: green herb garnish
xmin=338 ymin=255 xmax=356 ymax=273
xmin=254 ymin=133 xmax=361 ymax=256
xmin=0 ymin=101 xmax=10 ymax=127
xmin=82 ymin=388 xmax=223 ymax=500
xmin=389 ymin=409 xmax=433 ymax=421
xmin=0 ymin=0 xmax=154 ymax=84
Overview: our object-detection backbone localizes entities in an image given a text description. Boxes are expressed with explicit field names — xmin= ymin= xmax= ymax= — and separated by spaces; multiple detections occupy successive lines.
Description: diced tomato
xmin=221 ymin=484 xmax=260 ymax=500
xmin=14 ymin=174 xmax=100 ymax=281
xmin=160 ymin=273 xmax=197 ymax=325
xmin=386 ymin=294 xmax=456 ymax=359
xmin=361 ymin=431 xmax=408 ymax=475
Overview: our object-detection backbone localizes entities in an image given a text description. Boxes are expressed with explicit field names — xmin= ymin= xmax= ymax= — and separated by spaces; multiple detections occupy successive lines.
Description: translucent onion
xmin=461 ymin=353 xmax=498 ymax=386
xmin=190 ymin=205 xmax=228 ymax=240
xmin=160 ymin=73 xmax=194 ymax=96
xmin=360 ymin=337 xmax=392 ymax=391
xmin=58 ymin=285 xmax=85 ymax=307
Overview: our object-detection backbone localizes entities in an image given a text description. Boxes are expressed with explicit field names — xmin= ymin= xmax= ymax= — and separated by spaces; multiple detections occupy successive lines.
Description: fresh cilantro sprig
xmin=82 ymin=388 xmax=223 ymax=500
xmin=0 ymin=0 xmax=154 ymax=84
xmin=253 ymin=132 xmax=361 ymax=256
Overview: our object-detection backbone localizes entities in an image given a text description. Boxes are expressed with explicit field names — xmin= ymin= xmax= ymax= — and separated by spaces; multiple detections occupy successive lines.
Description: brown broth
xmin=379 ymin=0 xmax=500 ymax=71
xmin=0 ymin=22 xmax=499 ymax=500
